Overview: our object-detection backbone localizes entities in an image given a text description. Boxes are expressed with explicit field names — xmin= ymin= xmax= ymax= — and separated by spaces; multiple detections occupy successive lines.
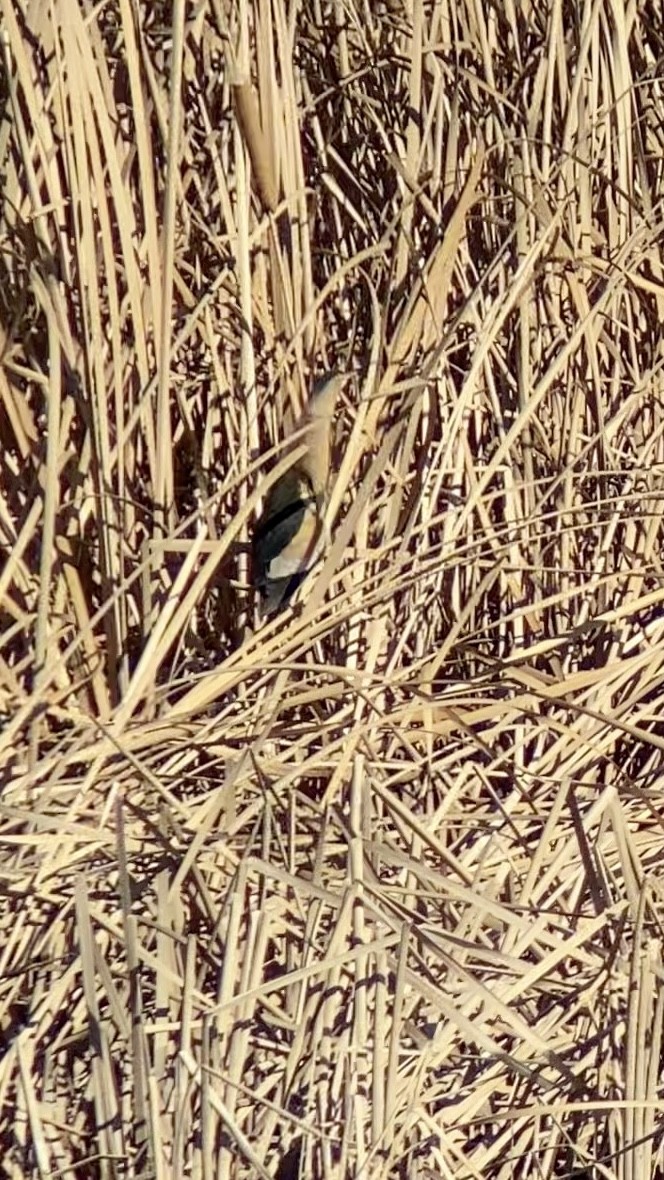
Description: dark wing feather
xmin=252 ymin=469 xmax=319 ymax=596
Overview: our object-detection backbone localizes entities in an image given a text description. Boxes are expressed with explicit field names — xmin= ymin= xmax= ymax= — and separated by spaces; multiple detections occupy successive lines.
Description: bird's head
xmin=298 ymin=371 xmax=345 ymax=494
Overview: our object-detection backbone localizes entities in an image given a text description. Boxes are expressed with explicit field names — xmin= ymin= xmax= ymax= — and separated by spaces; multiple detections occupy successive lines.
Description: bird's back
xmin=252 ymin=469 xmax=323 ymax=610
xmin=252 ymin=372 xmax=344 ymax=613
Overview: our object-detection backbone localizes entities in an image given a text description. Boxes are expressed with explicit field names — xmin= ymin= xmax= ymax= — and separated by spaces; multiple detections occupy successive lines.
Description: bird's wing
xmin=264 ymin=502 xmax=322 ymax=581
xmin=252 ymin=472 xmax=322 ymax=586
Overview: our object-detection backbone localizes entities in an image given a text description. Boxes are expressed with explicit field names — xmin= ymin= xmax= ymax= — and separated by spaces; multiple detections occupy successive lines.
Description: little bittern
xmin=252 ymin=373 xmax=343 ymax=612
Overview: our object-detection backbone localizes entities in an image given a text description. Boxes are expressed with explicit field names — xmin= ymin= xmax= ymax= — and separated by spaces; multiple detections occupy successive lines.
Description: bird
xmin=252 ymin=373 xmax=343 ymax=613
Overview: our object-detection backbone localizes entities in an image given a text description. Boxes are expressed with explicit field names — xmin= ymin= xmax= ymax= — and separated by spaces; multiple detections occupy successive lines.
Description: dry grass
xmin=1 ymin=1 xmax=664 ymax=1177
